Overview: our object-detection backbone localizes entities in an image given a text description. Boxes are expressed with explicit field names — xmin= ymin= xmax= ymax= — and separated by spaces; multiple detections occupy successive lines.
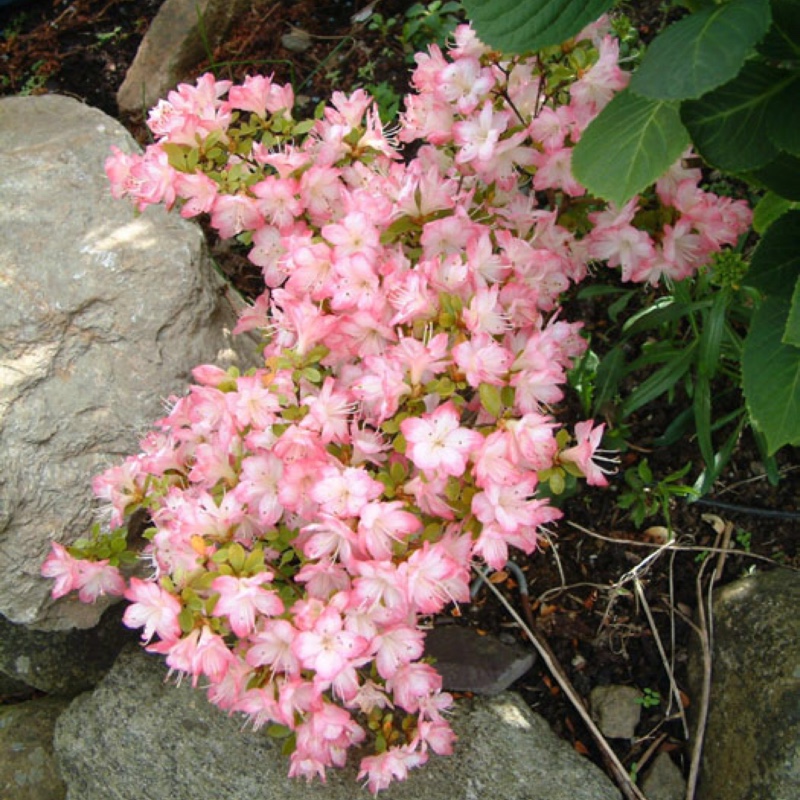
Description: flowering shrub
xmin=42 ymin=19 xmax=750 ymax=792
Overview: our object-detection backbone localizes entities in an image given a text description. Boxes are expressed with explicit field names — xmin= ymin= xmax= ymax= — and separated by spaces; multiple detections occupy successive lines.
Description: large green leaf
xmin=630 ymin=0 xmax=771 ymax=101
xmin=745 ymin=209 xmax=800 ymax=294
xmin=750 ymin=151 xmax=800 ymax=200
xmin=461 ymin=0 xmax=614 ymax=53
xmin=742 ymin=294 xmax=800 ymax=454
xmin=765 ymin=72 xmax=800 ymax=157
xmin=572 ymin=89 xmax=689 ymax=207
xmin=752 ymin=191 xmax=796 ymax=233
xmin=681 ymin=61 xmax=791 ymax=171
xmin=757 ymin=0 xmax=800 ymax=59
xmin=786 ymin=278 xmax=800 ymax=347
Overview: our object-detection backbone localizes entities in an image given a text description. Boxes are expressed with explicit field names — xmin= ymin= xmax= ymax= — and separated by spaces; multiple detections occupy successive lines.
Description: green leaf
xmin=572 ymin=89 xmax=689 ymax=207
xmin=753 ymin=191 xmax=795 ymax=233
xmin=693 ymin=373 xmax=715 ymax=469
xmin=750 ymin=151 xmax=800 ymax=201
xmin=742 ymin=294 xmax=800 ymax=454
xmin=745 ymin=209 xmax=800 ymax=294
xmin=461 ymin=0 xmax=614 ymax=53
xmin=630 ymin=0 xmax=771 ymax=101
xmin=591 ymin=345 xmax=626 ymax=414
xmin=757 ymin=0 xmax=800 ymax=60
xmin=681 ymin=61 xmax=792 ymax=171
xmin=765 ymin=73 xmax=800 ymax=157
xmin=478 ymin=383 xmax=504 ymax=418
xmin=785 ymin=278 xmax=800 ymax=347
xmin=620 ymin=342 xmax=698 ymax=418
xmin=698 ymin=290 xmax=728 ymax=378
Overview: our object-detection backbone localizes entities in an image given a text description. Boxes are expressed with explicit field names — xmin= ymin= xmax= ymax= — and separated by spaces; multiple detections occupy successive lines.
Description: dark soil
xmin=3 ymin=0 xmax=798 ymax=788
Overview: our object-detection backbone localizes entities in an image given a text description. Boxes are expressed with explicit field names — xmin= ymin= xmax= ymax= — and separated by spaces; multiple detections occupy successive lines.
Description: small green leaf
xmin=745 ymin=210 xmax=800 ymax=294
xmin=228 ymin=543 xmax=246 ymax=573
xmin=630 ymin=0 xmax=771 ymax=101
xmin=742 ymin=295 xmax=800 ymax=454
xmin=461 ymin=0 xmax=614 ymax=52
xmin=681 ymin=61 xmax=791 ymax=172
xmin=572 ymin=89 xmax=689 ymax=207
xmin=479 ymin=383 xmax=504 ymax=418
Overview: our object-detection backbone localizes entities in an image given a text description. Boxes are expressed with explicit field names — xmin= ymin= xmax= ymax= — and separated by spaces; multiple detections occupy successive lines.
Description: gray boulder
xmin=0 ymin=695 xmax=70 ymax=800
xmin=117 ymin=0 xmax=256 ymax=116
xmin=54 ymin=645 xmax=621 ymax=800
xmin=0 ymin=604 xmax=136 ymax=695
xmin=689 ymin=568 xmax=800 ymax=800
xmin=0 ymin=94 xmax=258 ymax=632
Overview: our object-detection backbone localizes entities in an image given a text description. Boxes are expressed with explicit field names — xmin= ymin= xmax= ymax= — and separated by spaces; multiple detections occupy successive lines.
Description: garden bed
xmin=3 ymin=0 xmax=798 ymax=788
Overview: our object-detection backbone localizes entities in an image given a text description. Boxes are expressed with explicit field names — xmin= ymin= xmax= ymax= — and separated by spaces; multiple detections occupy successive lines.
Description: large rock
xmin=689 ymin=568 xmax=800 ymax=800
xmin=0 ymin=94 xmax=258 ymax=632
xmin=54 ymin=646 xmax=621 ymax=800
xmin=0 ymin=695 xmax=70 ymax=800
xmin=117 ymin=0 xmax=256 ymax=116
xmin=0 ymin=604 xmax=136 ymax=695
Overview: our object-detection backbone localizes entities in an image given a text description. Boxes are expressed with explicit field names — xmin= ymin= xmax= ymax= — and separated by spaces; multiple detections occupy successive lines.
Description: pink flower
xmin=401 ymin=402 xmax=484 ymax=478
xmin=386 ymin=661 xmax=442 ymax=713
xmin=311 ymin=465 xmax=384 ymax=518
xmin=41 ymin=543 xmax=82 ymax=599
xmin=452 ymin=101 xmax=509 ymax=164
xmin=373 ymin=623 xmax=425 ymax=679
xmin=452 ymin=334 xmax=513 ymax=388
xmin=123 ymin=578 xmax=182 ymax=644
xmin=560 ymin=421 xmax=615 ymax=486
xmin=210 ymin=193 xmax=263 ymax=239
xmin=212 ymin=572 xmax=284 ymax=637
xmin=246 ymin=618 xmax=301 ymax=674
xmin=401 ymin=539 xmax=470 ymax=615
xmin=357 ymin=501 xmax=421 ymax=560
xmin=292 ymin=607 xmax=370 ymax=681
xmin=472 ymin=474 xmax=541 ymax=533
xmin=75 ymin=560 xmax=126 ymax=603
xmin=358 ymin=745 xmax=428 ymax=793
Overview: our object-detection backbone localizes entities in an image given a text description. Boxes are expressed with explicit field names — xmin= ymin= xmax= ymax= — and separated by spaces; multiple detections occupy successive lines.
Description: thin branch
xmin=567 ymin=521 xmax=788 ymax=568
xmin=632 ymin=578 xmax=689 ymax=740
xmin=473 ymin=565 xmax=649 ymax=800
xmin=685 ymin=558 xmax=714 ymax=800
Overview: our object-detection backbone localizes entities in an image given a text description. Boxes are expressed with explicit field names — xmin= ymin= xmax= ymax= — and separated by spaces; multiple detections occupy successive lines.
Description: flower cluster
xmin=43 ymin=19 xmax=750 ymax=792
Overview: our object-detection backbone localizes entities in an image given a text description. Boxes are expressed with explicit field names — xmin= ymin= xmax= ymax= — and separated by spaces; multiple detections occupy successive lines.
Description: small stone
xmin=589 ymin=685 xmax=642 ymax=739
xmin=641 ymin=752 xmax=687 ymax=800
xmin=424 ymin=624 xmax=535 ymax=695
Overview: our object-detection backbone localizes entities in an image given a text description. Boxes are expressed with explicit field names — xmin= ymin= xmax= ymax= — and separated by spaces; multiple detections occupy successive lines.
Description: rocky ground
xmin=2 ymin=0 xmax=798 ymax=791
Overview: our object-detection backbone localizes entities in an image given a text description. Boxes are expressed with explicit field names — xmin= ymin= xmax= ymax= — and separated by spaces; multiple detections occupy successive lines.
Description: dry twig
xmin=473 ymin=565 xmax=649 ymax=800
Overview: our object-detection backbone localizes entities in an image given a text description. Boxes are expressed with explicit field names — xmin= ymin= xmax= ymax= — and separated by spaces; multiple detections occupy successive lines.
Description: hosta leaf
xmin=630 ymin=0 xmax=771 ymax=101
xmin=742 ymin=294 xmax=800 ymax=454
xmin=745 ymin=210 xmax=800 ymax=294
xmin=461 ymin=0 xmax=614 ymax=53
xmin=681 ymin=61 xmax=791 ymax=171
xmin=572 ymin=89 xmax=689 ymax=207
